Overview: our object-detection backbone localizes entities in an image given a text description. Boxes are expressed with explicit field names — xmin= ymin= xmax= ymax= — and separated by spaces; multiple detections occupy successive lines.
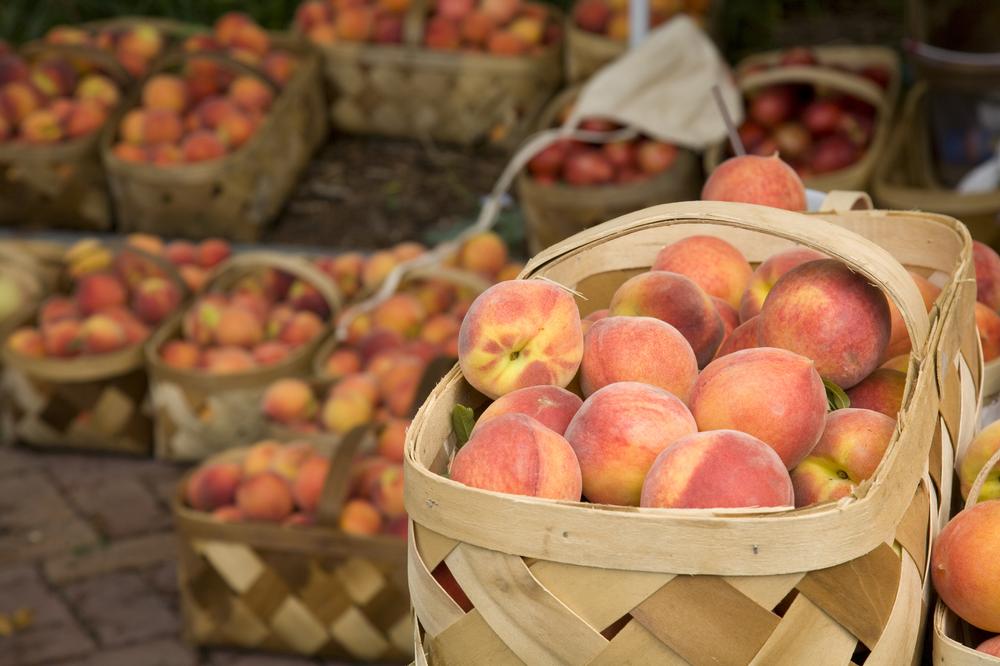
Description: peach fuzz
xmin=475 ymin=385 xmax=582 ymax=437
xmin=976 ymin=302 xmax=1000 ymax=363
xmin=738 ymin=247 xmax=825 ymax=322
xmin=161 ymin=340 xmax=200 ymax=369
xmin=564 ymin=382 xmax=696 ymax=506
xmin=651 ymin=236 xmax=752 ymax=309
xmin=458 ymin=280 xmax=583 ymax=399
xmin=74 ymin=272 xmax=126 ymax=315
xmin=846 ymin=368 xmax=905 ymax=419
xmin=609 ymin=271 xmax=724 ymax=368
xmin=236 ymin=472 xmax=294 ymax=522
xmin=186 ymin=462 xmax=242 ymax=511
xmin=974 ymin=241 xmax=1000 ymax=312
xmin=450 ymin=413 xmax=582 ymax=501
xmin=580 ymin=316 xmax=698 ymax=402
xmin=790 ymin=408 xmax=896 ymax=507
xmin=702 ymin=154 xmax=806 ymax=211
xmin=958 ymin=419 xmax=1000 ymax=502
xmin=293 ymin=455 xmax=330 ymax=512
xmin=932 ymin=500 xmax=1000 ymax=632
xmin=641 ymin=430 xmax=793 ymax=509
xmin=261 ymin=379 xmax=317 ymax=425
xmin=340 ymin=499 xmax=383 ymax=536
xmin=458 ymin=231 xmax=508 ymax=277
xmin=378 ymin=419 xmax=410 ymax=463
xmin=372 ymin=293 xmax=425 ymax=338
xmin=7 ymin=328 xmax=45 ymax=358
xmin=242 ymin=441 xmax=282 ymax=476
xmin=715 ymin=316 xmax=759 ymax=359
xmin=759 ymin=259 xmax=890 ymax=389
xmin=691 ymin=347 xmax=826 ymax=469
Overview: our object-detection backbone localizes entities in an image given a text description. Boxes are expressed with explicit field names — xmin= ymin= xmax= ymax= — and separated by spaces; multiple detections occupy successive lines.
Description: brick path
xmin=0 ymin=446 xmax=373 ymax=666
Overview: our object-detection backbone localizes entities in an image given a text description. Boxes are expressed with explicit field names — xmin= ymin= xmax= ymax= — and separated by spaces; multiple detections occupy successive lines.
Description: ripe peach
xmin=40 ymin=296 xmax=78 ymax=326
xmin=487 ymin=31 xmax=527 ymax=55
xmin=101 ymin=307 xmax=150 ymax=345
xmin=214 ymin=12 xmax=253 ymax=44
xmin=131 ymin=277 xmax=181 ymax=325
xmin=216 ymin=110 xmax=255 ymax=149
xmin=564 ymin=382 xmax=696 ymax=505
xmin=161 ymin=340 xmax=201 ymax=369
xmin=377 ymin=419 xmax=410 ymax=463
xmin=292 ymin=455 xmax=329 ymax=512
xmin=79 ymin=314 xmax=128 ymax=354
xmin=974 ymin=241 xmax=1000 ymax=312
xmin=19 ymin=109 xmax=63 ymax=143
xmin=607 ymin=12 xmax=628 ymax=40
xmin=372 ymin=293 xmax=425 ymax=338
xmin=880 ymin=355 xmax=909 ymax=373
xmin=458 ymin=232 xmax=508 ymax=277
xmin=370 ymin=465 xmax=405 ymax=519
xmin=325 ymin=252 xmax=365 ymax=298
xmin=691 ymin=347 xmax=827 ymax=469
xmin=461 ymin=11 xmax=497 ymax=46
xmin=362 ymin=250 xmax=398 ymax=290
xmin=976 ymin=302 xmax=1000 ymax=363
xmin=458 ymin=280 xmax=584 ymax=399
xmin=229 ymin=76 xmax=273 ymax=114
xmin=636 ymin=140 xmax=678 ymax=174
xmin=439 ymin=0 xmax=475 ymax=20
xmin=451 ymin=413 xmax=582 ymax=500
xmin=277 ymin=311 xmax=323 ymax=348
xmin=124 ymin=108 xmax=184 ymax=145
xmin=509 ymin=16 xmax=543 ymax=45
xmin=652 ymin=236 xmax=752 ymax=309
xmin=182 ymin=130 xmax=227 ymax=162
xmin=0 ymin=54 xmax=29 ymax=85
xmin=392 ymin=241 xmax=425 ymax=262
xmin=186 ymin=462 xmax=243 ymax=511
xmin=845 ymin=368 xmax=905 ymax=419
xmin=215 ymin=305 xmax=263 ymax=348
xmin=497 ymin=262 xmax=524 ymax=282
xmin=791 ymin=408 xmax=896 ymax=507
xmin=179 ymin=265 xmax=208 ymax=293
xmin=323 ymin=348 xmax=362 ymax=379
xmin=182 ymin=294 xmax=225 ymax=345
xmin=759 ymin=259 xmax=891 ymax=389
xmin=142 ymin=74 xmax=188 ymax=113
xmin=118 ymin=23 xmax=164 ymax=60
xmin=340 ymin=499 xmax=382 ymax=535
xmin=202 ymin=346 xmax=256 ymax=374
xmin=253 ymin=341 xmax=291 ymax=366
xmin=149 ymin=144 xmax=183 ymax=165
xmin=30 ymin=58 xmax=77 ymax=97
xmin=321 ymin=392 xmax=374 ymax=434
xmin=412 ymin=280 xmax=457 ymax=316
xmin=42 ymin=319 xmax=81 ymax=358
xmin=229 ymin=22 xmax=271 ymax=57
xmin=75 ymin=74 xmax=120 ymax=109
xmin=270 ymin=441 xmax=315 ymax=481
xmin=112 ymin=143 xmax=146 ymax=163
xmin=74 ymin=272 xmax=126 ymax=316
xmin=977 ymin=636 xmax=1000 ymax=657
xmin=420 ymin=313 xmax=461 ymax=346
xmin=641 ymin=430 xmax=794 ymax=509
xmin=378 ymin=354 xmax=426 ymax=417
xmin=425 ymin=17 xmax=461 ymax=50
xmin=738 ymin=247 xmax=825 ymax=322
xmin=958 ymin=420 xmax=1000 ymax=502
xmin=295 ymin=1 xmax=333 ymax=31
xmin=212 ymin=506 xmax=244 ymax=523
xmin=910 ymin=270 xmax=941 ymax=311
xmin=609 ymin=271 xmax=724 ymax=368
xmin=236 ymin=472 xmax=294 ymax=522
xmin=262 ymin=52 xmax=296 ymax=88
xmin=932 ymin=500 xmax=1000 ymax=632
xmin=262 ymin=379 xmax=317 ymax=425
xmin=0 ymin=82 xmax=42 ymax=124
xmin=474 ymin=385 xmax=582 ymax=436
xmin=306 ymin=24 xmax=338 ymax=45
xmin=228 ymin=292 xmax=269 ymax=325
xmin=191 ymin=96 xmax=238 ymax=129
xmin=702 ymin=154 xmax=806 ymax=211
xmin=580 ymin=316 xmax=698 ymax=402
xmin=714 ymin=298 xmax=739 ymax=337
xmin=7 ymin=328 xmax=45 ymax=358
xmin=243 ymin=441 xmax=281 ymax=476
xmin=197 ymin=239 xmax=231 ymax=268
xmin=481 ymin=0 xmax=521 ymax=24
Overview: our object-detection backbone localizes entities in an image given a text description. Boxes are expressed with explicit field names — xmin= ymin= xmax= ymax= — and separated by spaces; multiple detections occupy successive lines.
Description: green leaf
xmin=824 ymin=378 xmax=851 ymax=411
xmin=451 ymin=404 xmax=475 ymax=445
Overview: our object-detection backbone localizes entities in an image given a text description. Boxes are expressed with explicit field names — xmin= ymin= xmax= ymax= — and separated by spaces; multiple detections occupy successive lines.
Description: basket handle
xmin=154 ymin=50 xmax=281 ymax=94
xmin=117 ymin=241 xmax=192 ymax=301
xmin=739 ymin=65 xmax=887 ymax=110
xmin=965 ymin=445 xmax=1000 ymax=511
xmin=20 ymin=41 xmax=132 ymax=86
xmin=206 ymin=251 xmax=343 ymax=316
xmin=819 ymin=191 xmax=873 ymax=213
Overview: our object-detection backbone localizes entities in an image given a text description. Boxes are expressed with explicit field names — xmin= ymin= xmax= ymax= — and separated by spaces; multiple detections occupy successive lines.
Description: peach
xmin=305 ymin=24 xmax=338 ymax=45
xmin=425 ymin=17 xmax=461 ymax=50
xmin=641 ymin=430 xmax=794 ymax=509
xmin=378 ymin=355 xmax=426 ymax=417
xmin=265 ymin=305 xmax=295 ymax=340
xmin=362 ymin=250 xmax=398 ymax=290
xmin=451 ymin=413 xmax=582 ymax=500
xmin=236 ymin=472 xmax=294 ymax=522
xmin=0 ymin=82 xmax=42 ymax=124
xmin=182 ymin=130 xmax=227 ymax=162
xmin=215 ymin=305 xmax=264 ymax=348
xmin=714 ymin=297 xmax=739 ymax=337
xmin=497 ymin=262 xmax=524 ymax=282
xmin=19 ymin=109 xmax=62 ymax=143
xmin=488 ymin=30 xmax=528 ymax=55
xmin=976 ymin=302 xmax=1000 ymax=363
xmin=458 ymin=280 xmax=583 ymax=399
xmin=79 ymin=314 xmax=128 ymax=354
xmin=118 ymin=23 xmax=164 ymax=60
xmin=580 ymin=316 xmax=698 ymax=402
xmin=845 ymin=368 xmax=905 ymax=419
xmin=759 ymin=259 xmax=891 ymax=389
xmin=229 ymin=292 xmax=269 ymax=325
xmin=340 ymin=499 xmax=382 ymax=535
xmin=197 ymin=239 xmax=231 ymax=268
xmin=65 ymin=99 xmax=108 ymax=139
xmin=321 ymin=392 xmax=374 ymax=434
xmin=74 ymin=272 xmax=126 ymax=315
xmin=262 ymin=379 xmax=317 ymax=425
xmin=186 ymin=462 xmax=243 ymax=511
xmin=372 ymin=293 xmax=425 ymax=337
xmin=277 ymin=311 xmax=323 ymax=348
xmin=474 ymin=385 xmax=582 ymax=436
xmin=101 ymin=307 xmax=150 ymax=345
xmin=973 ymin=241 xmax=1000 ymax=312
xmin=461 ymin=11 xmax=497 ymax=46
xmin=131 ymin=277 xmax=181 ymax=326
xmin=191 ymin=96 xmax=239 ymax=129
xmin=371 ymin=465 xmax=406 ymax=518
xmin=351 ymin=456 xmax=391 ymax=498
xmin=243 ymin=441 xmax=281 ymax=476
xmin=458 ymin=231 xmax=508 ymax=277
xmin=149 ymin=144 xmax=183 ymax=165
xmin=0 ymin=54 xmax=29 ymax=85
xmin=229 ymin=23 xmax=270 ymax=57
xmin=283 ymin=512 xmax=314 ymax=527
xmin=716 ymin=316 xmax=759 ymax=359
xmin=253 ymin=341 xmax=291 ymax=366
xmin=161 ymin=340 xmax=201 ymax=369
xmin=292 ymin=455 xmax=330 ymax=512
xmin=438 ymin=0 xmax=475 ymax=21
xmin=179 ymin=265 xmax=208 ymax=293
xmin=482 ymin=0 xmax=521 ymax=24
xmin=509 ymin=16 xmax=543 ymax=45
xmin=910 ymin=270 xmax=941 ymax=311
xmin=142 ymin=75 xmax=188 ymax=113
xmin=702 ymin=154 xmax=806 ymax=211
xmin=216 ymin=110 xmax=255 ymax=149
xmin=564 ymin=382 xmax=696 ymax=505
xmin=76 ymin=74 xmax=120 ymax=109
xmin=420 ymin=313 xmax=461 ymax=346
xmin=212 ymin=506 xmax=244 ymax=522
xmin=636 ymin=140 xmax=678 ymax=174
xmin=651 ymin=236 xmax=752 ymax=309
xmin=40 ymin=296 xmax=78 ymax=326
xmin=296 ymin=1 xmax=333 ymax=30
xmin=790 ymin=408 xmax=896 ymax=507
xmin=262 ymin=52 xmax=296 ymax=88
xmin=30 ymin=58 xmax=76 ymax=97
xmin=378 ymin=419 xmax=410 ymax=463
xmin=958 ymin=419 xmax=1000 ymax=502
xmin=691 ymin=347 xmax=827 ymax=469
xmin=932 ymin=500 xmax=1000 ymax=632
xmin=609 ymin=271 xmax=724 ymax=368
xmin=738 ymin=247 xmax=825 ymax=322
xmin=337 ymin=7 xmax=375 ymax=41
xmin=214 ymin=11 xmax=254 ymax=44
xmin=182 ymin=294 xmax=226 ymax=345
xmin=287 ymin=280 xmax=329 ymax=318
xmin=202 ymin=346 xmax=256 ymax=374
xmin=412 ymin=280 xmax=457 ymax=316
xmin=229 ymin=76 xmax=273 ymax=114
xmin=332 ymin=372 xmax=380 ymax=404
xmin=270 ymin=441 xmax=315 ymax=481
xmin=977 ymin=636 xmax=1000 ymax=657
xmin=326 ymin=252 xmax=365 ymax=299
xmin=323 ymin=348 xmax=362 ymax=379
xmin=42 ymin=319 xmax=81 ymax=357
xmin=125 ymin=108 xmax=184 ymax=145
xmin=112 ymin=143 xmax=146 ymax=163
xmin=880 ymin=355 xmax=909 ymax=373
xmin=7 ymin=328 xmax=45 ymax=358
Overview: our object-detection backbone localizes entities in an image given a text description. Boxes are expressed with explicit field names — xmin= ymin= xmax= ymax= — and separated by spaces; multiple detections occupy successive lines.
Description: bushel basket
xmin=406 ymin=199 xmax=977 ymax=665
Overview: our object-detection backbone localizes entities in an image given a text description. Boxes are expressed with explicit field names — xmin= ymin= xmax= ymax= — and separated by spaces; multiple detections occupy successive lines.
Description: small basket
xmin=146 ymin=252 xmax=341 ymax=462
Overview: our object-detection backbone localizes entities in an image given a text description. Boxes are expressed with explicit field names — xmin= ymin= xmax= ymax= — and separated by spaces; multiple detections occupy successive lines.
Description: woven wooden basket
xmin=406 ymin=199 xmax=977 ymax=665
xmin=102 ymin=38 xmax=326 ymax=242
xmin=173 ymin=428 xmax=411 ymax=662
xmin=516 ymin=86 xmax=702 ymax=254
xmin=0 ymin=245 xmax=187 ymax=455
xmin=0 ymin=44 xmax=132 ymax=231
xmin=146 ymin=252 xmax=341 ymax=462
xmin=0 ymin=246 xmax=48 ymax=344
xmin=311 ymin=1 xmax=563 ymax=146
xmin=704 ymin=46 xmax=900 ymax=192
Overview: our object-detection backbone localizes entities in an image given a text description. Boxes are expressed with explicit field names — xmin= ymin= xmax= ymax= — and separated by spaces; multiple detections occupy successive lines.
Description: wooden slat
xmin=893 ymin=484 xmax=929 ymax=578
xmin=431 ymin=610 xmax=524 ymax=666
xmin=724 ymin=573 xmax=804 ymax=609
xmin=631 ymin=576 xmax=780 ymax=666
xmin=867 ymin=551 xmax=923 ymax=665
xmin=330 ymin=606 xmax=391 ymax=661
xmin=198 ymin=541 xmax=264 ymax=594
xmin=446 ymin=542 xmax=609 ymax=665
xmin=269 ymin=596 xmax=328 ymax=655
xmin=587 ymin=619 xmax=687 ymax=666
xmin=407 ymin=530 xmax=465 ymax=638
xmin=414 ymin=522 xmax=461 ymax=571
xmin=748 ymin=594 xmax=857 ymax=665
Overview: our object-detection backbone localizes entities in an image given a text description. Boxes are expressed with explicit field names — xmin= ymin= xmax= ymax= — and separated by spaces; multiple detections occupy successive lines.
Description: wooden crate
xmin=406 ymin=200 xmax=976 ymax=665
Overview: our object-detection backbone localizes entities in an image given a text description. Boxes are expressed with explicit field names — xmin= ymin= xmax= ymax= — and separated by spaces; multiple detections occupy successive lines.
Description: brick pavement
xmin=0 ymin=446 xmax=374 ymax=666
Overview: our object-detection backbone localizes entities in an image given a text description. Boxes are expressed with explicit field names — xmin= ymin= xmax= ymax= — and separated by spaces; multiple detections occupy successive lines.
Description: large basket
xmin=102 ymin=36 xmax=327 ymax=241
xmin=146 ymin=252 xmax=341 ymax=461
xmin=312 ymin=2 xmax=563 ymax=146
xmin=174 ymin=428 xmax=411 ymax=661
xmin=406 ymin=200 xmax=976 ymax=665
xmin=704 ymin=46 xmax=901 ymax=192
